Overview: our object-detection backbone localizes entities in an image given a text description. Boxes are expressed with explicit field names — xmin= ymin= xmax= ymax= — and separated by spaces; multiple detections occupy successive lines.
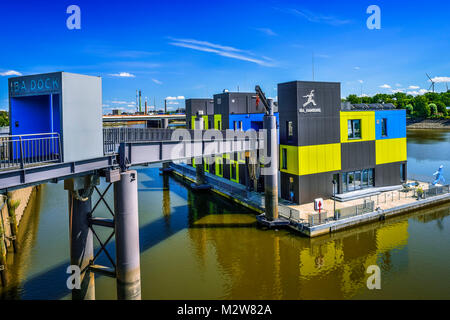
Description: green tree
xmin=436 ymin=101 xmax=447 ymax=116
xmin=346 ymin=94 xmax=361 ymax=104
xmin=428 ymin=103 xmax=438 ymax=116
xmin=414 ymin=96 xmax=430 ymax=118
xmin=405 ymin=104 xmax=413 ymax=115
xmin=0 ymin=111 xmax=8 ymax=127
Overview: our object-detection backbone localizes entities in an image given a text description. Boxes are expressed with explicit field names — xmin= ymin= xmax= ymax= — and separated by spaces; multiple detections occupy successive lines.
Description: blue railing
xmin=0 ymin=133 xmax=62 ymax=170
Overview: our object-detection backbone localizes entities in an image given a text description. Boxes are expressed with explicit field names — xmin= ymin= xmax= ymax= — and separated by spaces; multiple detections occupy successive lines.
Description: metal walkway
xmin=0 ymin=127 xmax=262 ymax=192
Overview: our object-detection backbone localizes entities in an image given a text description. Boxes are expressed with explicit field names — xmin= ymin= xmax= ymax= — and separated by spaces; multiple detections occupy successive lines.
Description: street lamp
xmin=332 ymin=179 xmax=337 ymax=220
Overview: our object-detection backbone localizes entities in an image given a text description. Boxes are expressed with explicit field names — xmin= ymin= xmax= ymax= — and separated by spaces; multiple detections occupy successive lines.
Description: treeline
xmin=343 ymin=91 xmax=450 ymax=118
xmin=0 ymin=111 xmax=8 ymax=127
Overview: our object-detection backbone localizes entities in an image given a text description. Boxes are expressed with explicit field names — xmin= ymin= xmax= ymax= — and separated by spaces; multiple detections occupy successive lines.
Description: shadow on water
xmin=1 ymin=169 xmax=255 ymax=300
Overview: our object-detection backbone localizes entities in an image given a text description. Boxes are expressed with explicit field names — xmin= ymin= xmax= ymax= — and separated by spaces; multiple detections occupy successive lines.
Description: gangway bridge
xmin=0 ymin=127 xmax=262 ymax=192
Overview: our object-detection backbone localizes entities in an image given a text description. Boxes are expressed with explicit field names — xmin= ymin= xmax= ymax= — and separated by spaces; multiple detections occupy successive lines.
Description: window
xmin=231 ymin=163 xmax=237 ymax=180
xmin=239 ymin=121 xmax=243 ymax=131
xmin=381 ymin=118 xmax=387 ymax=137
xmin=209 ymin=120 xmax=212 ymax=129
xmin=217 ymin=120 xmax=221 ymax=130
xmin=341 ymin=169 xmax=375 ymax=193
xmin=287 ymin=121 xmax=294 ymax=140
xmin=219 ymin=162 xmax=223 ymax=176
xmin=233 ymin=121 xmax=237 ymax=130
xmin=282 ymin=148 xmax=287 ymax=170
xmin=217 ymin=98 xmax=222 ymax=105
xmin=348 ymin=119 xmax=362 ymax=139
xmin=400 ymin=164 xmax=406 ymax=182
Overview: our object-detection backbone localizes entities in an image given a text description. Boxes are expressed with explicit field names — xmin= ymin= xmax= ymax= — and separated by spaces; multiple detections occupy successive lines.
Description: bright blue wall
xmin=11 ymin=95 xmax=51 ymax=135
xmin=375 ymin=110 xmax=406 ymax=140
xmin=10 ymin=94 xmax=61 ymax=136
xmin=228 ymin=113 xmax=279 ymax=131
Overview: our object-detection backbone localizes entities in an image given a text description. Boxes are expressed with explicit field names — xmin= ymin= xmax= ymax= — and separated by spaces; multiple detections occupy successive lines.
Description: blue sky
xmin=0 ymin=0 xmax=449 ymax=113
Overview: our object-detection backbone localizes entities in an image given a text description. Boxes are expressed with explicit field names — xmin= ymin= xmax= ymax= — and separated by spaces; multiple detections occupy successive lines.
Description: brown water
xmin=1 ymin=129 xmax=449 ymax=300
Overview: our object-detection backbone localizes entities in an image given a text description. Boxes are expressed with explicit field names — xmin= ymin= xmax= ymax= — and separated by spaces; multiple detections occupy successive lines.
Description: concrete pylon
xmin=161 ymin=118 xmax=169 ymax=129
xmin=65 ymin=176 xmax=97 ymax=300
xmin=114 ymin=170 xmax=141 ymax=300
xmin=263 ymin=114 xmax=279 ymax=221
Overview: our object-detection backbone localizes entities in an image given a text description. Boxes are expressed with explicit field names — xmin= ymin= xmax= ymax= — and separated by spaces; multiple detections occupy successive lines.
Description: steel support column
xmin=114 ymin=170 xmax=141 ymax=300
xmin=66 ymin=176 xmax=97 ymax=300
xmin=263 ymin=114 xmax=279 ymax=221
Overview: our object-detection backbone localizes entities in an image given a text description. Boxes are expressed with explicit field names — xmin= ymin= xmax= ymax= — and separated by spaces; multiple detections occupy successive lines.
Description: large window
xmin=282 ymin=148 xmax=287 ymax=170
xmin=341 ymin=169 xmax=374 ymax=193
xmin=381 ymin=118 xmax=387 ymax=137
xmin=348 ymin=119 xmax=362 ymax=139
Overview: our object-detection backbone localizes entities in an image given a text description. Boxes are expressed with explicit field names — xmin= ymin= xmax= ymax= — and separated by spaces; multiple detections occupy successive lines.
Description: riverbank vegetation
xmin=0 ymin=111 xmax=8 ymax=127
xmin=343 ymin=91 xmax=450 ymax=119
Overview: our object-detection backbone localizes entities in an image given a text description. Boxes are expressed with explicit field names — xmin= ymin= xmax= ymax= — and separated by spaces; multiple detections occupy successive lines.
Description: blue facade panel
xmin=228 ymin=113 xmax=279 ymax=131
xmin=375 ymin=110 xmax=406 ymax=140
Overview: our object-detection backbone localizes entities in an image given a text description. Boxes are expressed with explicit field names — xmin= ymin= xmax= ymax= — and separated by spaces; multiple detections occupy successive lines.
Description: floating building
xmin=186 ymin=81 xmax=407 ymax=205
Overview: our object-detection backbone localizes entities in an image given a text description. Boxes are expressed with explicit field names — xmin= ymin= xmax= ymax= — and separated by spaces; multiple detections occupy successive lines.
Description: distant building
xmin=112 ymin=109 xmax=122 ymax=115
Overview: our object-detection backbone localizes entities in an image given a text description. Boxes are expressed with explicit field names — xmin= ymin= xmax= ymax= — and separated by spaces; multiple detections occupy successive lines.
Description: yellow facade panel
xmin=280 ymin=145 xmax=299 ymax=176
xmin=281 ymin=144 xmax=341 ymax=176
xmin=375 ymin=138 xmax=407 ymax=165
xmin=214 ymin=114 xmax=222 ymax=130
xmin=340 ymin=111 xmax=375 ymax=143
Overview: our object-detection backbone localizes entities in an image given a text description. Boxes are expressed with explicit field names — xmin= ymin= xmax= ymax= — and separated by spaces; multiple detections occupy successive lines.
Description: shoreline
xmin=407 ymin=119 xmax=450 ymax=129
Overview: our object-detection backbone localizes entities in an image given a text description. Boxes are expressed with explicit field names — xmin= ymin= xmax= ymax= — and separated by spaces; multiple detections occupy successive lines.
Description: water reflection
xmin=1 ymin=129 xmax=450 ymax=300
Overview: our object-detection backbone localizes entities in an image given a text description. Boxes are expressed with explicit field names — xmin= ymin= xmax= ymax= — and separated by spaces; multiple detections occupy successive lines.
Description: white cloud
xmin=391 ymin=89 xmax=405 ymax=93
xmin=169 ymin=38 xmax=275 ymax=67
xmin=353 ymin=66 xmax=360 ymax=70
xmin=379 ymin=84 xmax=391 ymax=89
xmin=358 ymin=80 xmax=364 ymax=84
xmin=109 ymin=72 xmax=136 ymax=78
xmin=280 ymin=8 xmax=351 ymax=25
xmin=0 ymin=70 xmax=22 ymax=76
xmin=430 ymin=76 xmax=450 ymax=83
xmin=395 ymin=83 xmax=402 ymax=87
xmin=408 ymin=85 xmax=420 ymax=89
xmin=165 ymin=96 xmax=185 ymax=101
xmin=407 ymin=89 xmax=429 ymax=96
xmin=255 ymin=28 xmax=277 ymax=36
xmin=152 ymin=78 xmax=162 ymax=84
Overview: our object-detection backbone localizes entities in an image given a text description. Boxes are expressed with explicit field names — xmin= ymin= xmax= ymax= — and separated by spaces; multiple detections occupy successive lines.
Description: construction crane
xmin=255 ymin=85 xmax=274 ymax=115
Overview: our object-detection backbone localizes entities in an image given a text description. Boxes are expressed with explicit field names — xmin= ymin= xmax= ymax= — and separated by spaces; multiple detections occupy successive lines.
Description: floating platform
xmin=256 ymin=214 xmax=291 ymax=229
xmin=169 ymin=163 xmax=450 ymax=238
xmin=190 ymin=183 xmax=212 ymax=191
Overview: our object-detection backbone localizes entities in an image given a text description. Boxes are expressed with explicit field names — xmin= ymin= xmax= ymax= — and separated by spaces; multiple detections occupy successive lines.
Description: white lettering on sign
xmin=10 ymin=77 xmax=60 ymax=96
xmin=299 ymin=89 xmax=321 ymax=113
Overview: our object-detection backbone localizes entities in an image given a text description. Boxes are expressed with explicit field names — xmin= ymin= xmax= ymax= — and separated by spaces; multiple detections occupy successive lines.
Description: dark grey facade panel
xmin=297 ymin=117 xmax=341 ymax=146
xmin=281 ymin=171 xmax=337 ymax=205
xmin=375 ymin=161 xmax=406 ymax=187
xmin=185 ymin=99 xmax=214 ymax=118
xmin=278 ymin=81 xmax=341 ymax=147
xmin=341 ymin=141 xmax=376 ymax=172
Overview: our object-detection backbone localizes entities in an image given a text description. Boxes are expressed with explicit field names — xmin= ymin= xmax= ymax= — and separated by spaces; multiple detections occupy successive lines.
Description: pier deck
xmin=170 ymin=163 xmax=450 ymax=238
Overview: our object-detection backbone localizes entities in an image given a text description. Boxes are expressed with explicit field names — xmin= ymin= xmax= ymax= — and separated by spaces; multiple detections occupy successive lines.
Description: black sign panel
xmin=8 ymin=72 xmax=62 ymax=97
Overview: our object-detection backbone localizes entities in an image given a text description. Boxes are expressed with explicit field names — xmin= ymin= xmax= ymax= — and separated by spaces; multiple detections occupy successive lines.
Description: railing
xmin=0 ymin=133 xmax=61 ymax=170
xmin=103 ymin=127 xmax=262 ymax=155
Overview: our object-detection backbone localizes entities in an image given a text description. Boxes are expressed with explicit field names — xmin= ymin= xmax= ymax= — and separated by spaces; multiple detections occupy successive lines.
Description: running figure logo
xmin=303 ymin=90 xmax=317 ymax=107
